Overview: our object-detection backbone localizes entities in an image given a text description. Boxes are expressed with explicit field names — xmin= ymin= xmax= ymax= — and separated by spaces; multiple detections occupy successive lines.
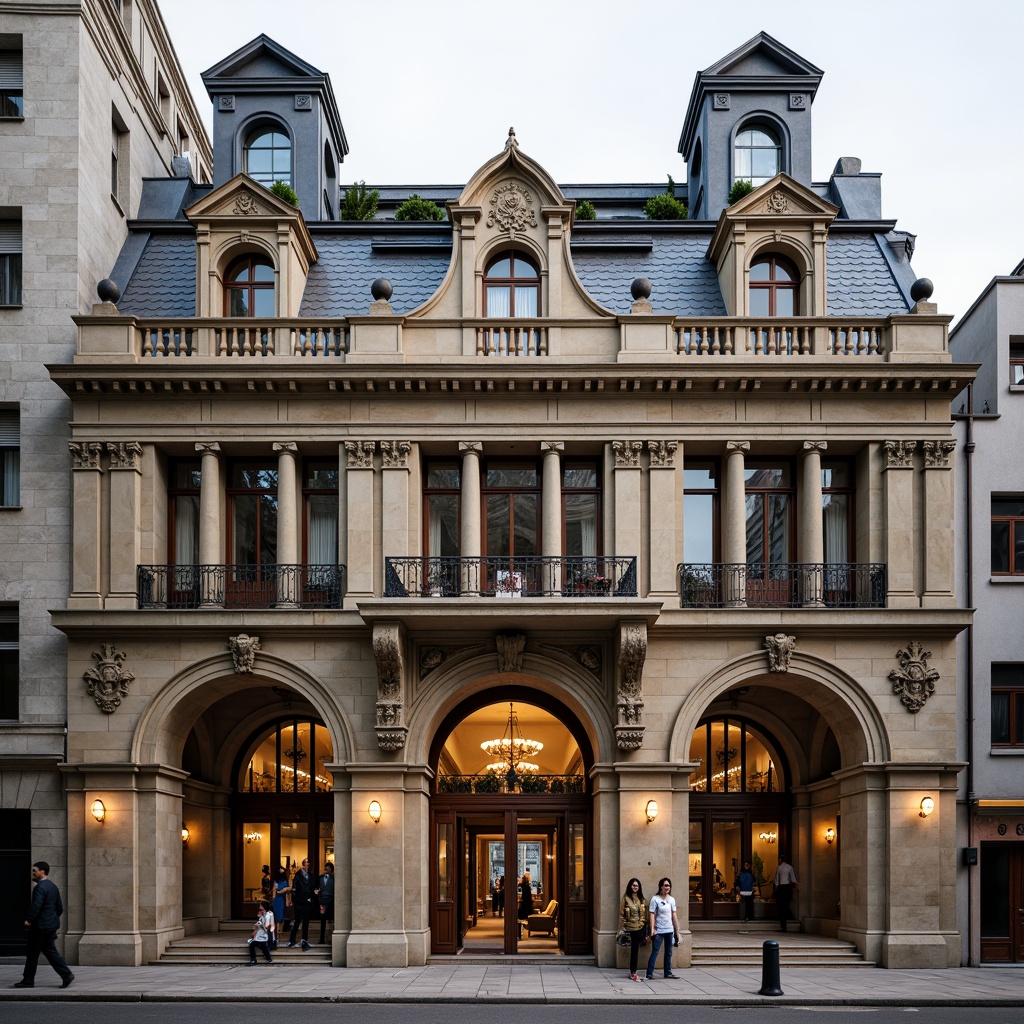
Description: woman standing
xmin=620 ymin=877 xmax=647 ymax=981
xmin=273 ymin=866 xmax=290 ymax=931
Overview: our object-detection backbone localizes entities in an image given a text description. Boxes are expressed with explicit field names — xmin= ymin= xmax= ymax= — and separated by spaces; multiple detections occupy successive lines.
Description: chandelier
xmin=480 ymin=702 xmax=543 ymax=786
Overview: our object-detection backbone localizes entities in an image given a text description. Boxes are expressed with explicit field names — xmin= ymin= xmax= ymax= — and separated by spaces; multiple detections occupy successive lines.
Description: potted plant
xmin=520 ymin=775 xmax=549 ymax=794
xmin=582 ymin=574 xmax=611 ymax=595
xmin=474 ymin=772 xmax=500 ymax=794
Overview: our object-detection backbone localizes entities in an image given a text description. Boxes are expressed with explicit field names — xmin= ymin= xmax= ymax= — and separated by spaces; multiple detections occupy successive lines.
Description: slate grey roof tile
xmin=117 ymin=235 xmax=197 ymax=317
xmin=827 ymin=235 xmax=909 ymax=316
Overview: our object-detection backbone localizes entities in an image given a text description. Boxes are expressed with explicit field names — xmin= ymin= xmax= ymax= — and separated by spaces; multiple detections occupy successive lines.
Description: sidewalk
xmin=1 ymin=962 xmax=1022 ymax=1005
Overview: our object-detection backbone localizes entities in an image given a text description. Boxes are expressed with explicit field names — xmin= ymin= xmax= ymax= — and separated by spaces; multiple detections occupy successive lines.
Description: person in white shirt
xmin=773 ymin=855 xmax=798 ymax=932
xmin=644 ymin=877 xmax=681 ymax=979
xmin=247 ymin=902 xmax=274 ymax=964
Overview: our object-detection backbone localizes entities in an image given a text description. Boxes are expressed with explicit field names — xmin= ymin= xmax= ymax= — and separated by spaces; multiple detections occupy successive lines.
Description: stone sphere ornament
xmin=370 ymin=278 xmax=393 ymax=301
xmin=97 ymin=278 xmax=120 ymax=303
xmin=630 ymin=277 xmax=652 ymax=301
xmin=910 ymin=278 xmax=933 ymax=303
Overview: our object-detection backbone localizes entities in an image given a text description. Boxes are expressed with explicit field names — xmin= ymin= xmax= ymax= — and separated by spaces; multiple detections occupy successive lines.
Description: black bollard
xmin=758 ymin=938 xmax=783 ymax=996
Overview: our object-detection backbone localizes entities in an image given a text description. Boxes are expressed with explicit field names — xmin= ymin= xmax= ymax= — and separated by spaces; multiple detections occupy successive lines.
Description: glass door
xmin=483 ymin=463 xmax=539 ymax=595
xmin=711 ymin=819 xmax=742 ymax=918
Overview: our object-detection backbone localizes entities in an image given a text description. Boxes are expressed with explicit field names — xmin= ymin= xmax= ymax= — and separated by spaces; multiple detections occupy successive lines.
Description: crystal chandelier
xmin=480 ymin=702 xmax=543 ymax=786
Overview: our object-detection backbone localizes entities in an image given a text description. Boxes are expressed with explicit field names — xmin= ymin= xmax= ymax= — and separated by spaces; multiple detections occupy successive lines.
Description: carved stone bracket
xmin=922 ymin=440 xmax=956 ymax=468
xmin=229 ymin=634 xmax=261 ymax=674
xmin=889 ymin=640 xmax=939 ymax=713
xmin=612 ymin=440 xmax=643 ymax=468
xmin=615 ymin=623 xmax=647 ymax=750
xmin=764 ymin=633 xmax=797 ymax=673
xmin=647 ymin=440 xmax=678 ymax=468
xmin=84 ymin=643 xmax=134 ymax=713
xmin=380 ymin=440 xmax=412 ymax=469
xmin=883 ymin=440 xmax=917 ymax=469
xmin=373 ymin=623 xmax=406 ymax=750
xmin=106 ymin=441 xmax=142 ymax=470
xmin=69 ymin=442 xmax=102 ymax=470
xmin=496 ymin=634 xmax=527 ymax=674
xmin=344 ymin=440 xmax=376 ymax=469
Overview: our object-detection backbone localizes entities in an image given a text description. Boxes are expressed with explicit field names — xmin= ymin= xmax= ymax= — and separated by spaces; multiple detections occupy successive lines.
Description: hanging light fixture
xmin=480 ymin=702 xmax=543 ymax=788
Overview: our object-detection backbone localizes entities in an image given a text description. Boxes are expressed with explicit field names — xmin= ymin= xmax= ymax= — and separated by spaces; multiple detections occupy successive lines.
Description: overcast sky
xmin=160 ymin=0 xmax=1023 ymax=325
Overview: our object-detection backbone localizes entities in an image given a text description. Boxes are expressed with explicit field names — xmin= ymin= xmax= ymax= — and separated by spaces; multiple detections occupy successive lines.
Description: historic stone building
xmin=41 ymin=30 xmax=969 ymax=969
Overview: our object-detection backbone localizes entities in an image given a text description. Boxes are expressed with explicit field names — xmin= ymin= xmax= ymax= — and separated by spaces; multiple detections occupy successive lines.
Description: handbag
xmin=616 ymin=929 xmax=629 ymax=947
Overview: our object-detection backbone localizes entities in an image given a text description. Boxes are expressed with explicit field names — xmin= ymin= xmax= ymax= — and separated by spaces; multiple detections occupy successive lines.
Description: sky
xmin=160 ymin=0 xmax=1024 ymax=325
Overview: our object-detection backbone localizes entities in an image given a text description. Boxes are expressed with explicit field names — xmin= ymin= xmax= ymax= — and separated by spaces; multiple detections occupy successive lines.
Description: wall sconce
xmin=90 ymin=799 xmax=105 ymax=824
xmin=919 ymin=797 xmax=935 ymax=818
xmin=367 ymin=800 xmax=382 ymax=824
xmin=181 ymin=825 xmax=190 ymax=847
xmin=758 ymin=830 xmax=777 ymax=844
xmin=824 ymin=827 xmax=836 ymax=846
xmin=645 ymin=799 xmax=659 ymax=824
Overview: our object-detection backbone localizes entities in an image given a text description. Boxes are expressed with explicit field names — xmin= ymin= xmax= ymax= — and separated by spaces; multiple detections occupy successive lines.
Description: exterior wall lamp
xmin=824 ymin=827 xmax=836 ymax=845
xmin=368 ymin=800 xmax=382 ymax=824
xmin=181 ymin=825 xmax=190 ymax=847
xmin=645 ymin=799 xmax=659 ymax=824
xmin=90 ymin=799 xmax=105 ymax=824
xmin=919 ymin=797 xmax=935 ymax=818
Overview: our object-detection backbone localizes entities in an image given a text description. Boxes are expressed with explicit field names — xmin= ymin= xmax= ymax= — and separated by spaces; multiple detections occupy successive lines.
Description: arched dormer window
xmin=244 ymin=127 xmax=291 ymax=186
xmin=749 ymin=255 xmax=798 ymax=317
xmin=734 ymin=126 xmax=781 ymax=187
xmin=225 ymin=255 xmax=275 ymax=317
xmin=484 ymin=252 xmax=539 ymax=318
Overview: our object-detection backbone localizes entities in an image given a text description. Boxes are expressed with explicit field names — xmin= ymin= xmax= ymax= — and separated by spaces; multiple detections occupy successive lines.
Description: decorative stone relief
xmin=344 ymin=440 xmax=376 ymax=469
xmin=83 ymin=643 xmax=134 ymax=714
xmin=883 ymin=440 xmax=917 ymax=468
xmin=218 ymin=95 xmax=235 ymax=111
xmin=419 ymin=646 xmax=446 ymax=678
xmin=647 ymin=440 xmax=678 ymax=468
xmin=373 ymin=624 xmax=406 ymax=750
xmin=232 ymin=190 xmax=261 ymax=216
xmin=789 ymin=93 xmax=807 ymax=109
xmin=802 ymin=440 xmax=828 ymax=456
xmin=106 ymin=441 xmax=142 ymax=470
xmin=496 ymin=634 xmax=527 ymax=674
xmin=575 ymin=646 xmax=601 ymax=674
xmin=69 ymin=442 xmax=102 ymax=469
xmin=487 ymin=181 xmax=537 ymax=239
xmin=195 ymin=441 xmax=222 ymax=458
xmin=922 ymin=440 xmax=956 ymax=468
xmin=540 ymin=440 xmax=565 ymax=456
xmin=764 ymin=633 xmax=797 ymax=673
xmin=380 ymin=440 xmax=412 ymax=469
xmin=615 ymin=623 xmax=647 ymax=750
xmin=612 ymin=440 xmax=643 ymax=468
xmin=294 ymin=94 xmax=312 ymax=110
xmin=713 ymin=93 xmax=730 ymax=110
xmin=228 ymin=634 xmax=261 ymax=674
xmin=889 ymin=640 xmax=939 ymax=713
xmin=725 ymin=440 xmax=751 ymax=457
xmin=764 ymin=190 xmax=789 ymax=214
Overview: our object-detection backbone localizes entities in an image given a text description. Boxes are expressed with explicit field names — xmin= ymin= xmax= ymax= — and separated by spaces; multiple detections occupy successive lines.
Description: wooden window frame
xmin=483 ymin=251 xmax=540 ymax=319
xmin=749 ymin=254 xmax=799 ymax=317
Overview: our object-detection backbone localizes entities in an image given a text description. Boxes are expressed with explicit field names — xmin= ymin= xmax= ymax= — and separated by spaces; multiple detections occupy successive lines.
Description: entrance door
xmin=981 ymin=842 xmax=1024 ymax=962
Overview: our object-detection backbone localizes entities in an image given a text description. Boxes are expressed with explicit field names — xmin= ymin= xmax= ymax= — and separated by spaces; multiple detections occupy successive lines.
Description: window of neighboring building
xmin=1010 ymin=339 xmax=1024 ymax=385
xmin=155 ymin=68 xmax=171 ymax=127
xmin=734 ymin=126 xmax=781 ymax=187
xmin=303 ymin=461 xmax=338 ymax=566
xmin=0 ymin=409 xmax=19 ymax=506
xmin=483 ymin=253 xmax=539 ymax=317
xmin=0 ymin=213 xmax=22 ymax=306
xmin=0 ymin=45 xmax=23 ymax=118
xmin=683 ymin=462 xmax=718 ymax=564
xmin=224 ymin=256 xmax=275 ymax=317
xmin=991 ymin=497 xmax=1024 ymax=574
xmin=244 ymin=128 xmax=291 ymax=186
xmin=424 ymin=461 xmax=460 ymax=558
xmin=749 ymin=255 xmax=798 ymax=317
xmin=0 ymin=605 xmax=17 ymax=720
xmin=563 ymin=461 xmax=600 ymax=558
xmin=991 ymin=664 xmax=1024 ymax=747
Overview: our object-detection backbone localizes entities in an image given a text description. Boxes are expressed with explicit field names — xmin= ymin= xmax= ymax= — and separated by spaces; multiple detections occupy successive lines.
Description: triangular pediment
xmin=202 ymin=34 xmax=325 ymax=88
xmin=726 ymin=173 xmax=839 ymax=220
xmin=185 ymin=174 xmax=306 ymax=221
xmin=702 ymin=31 xmax=823 ymax=80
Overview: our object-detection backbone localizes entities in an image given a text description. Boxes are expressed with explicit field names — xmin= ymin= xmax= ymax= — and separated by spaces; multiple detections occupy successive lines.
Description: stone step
xmin=693 ymin=958 xmax=876 ymax=968
xmin=428 ymin=954 xmax=596 ymax=966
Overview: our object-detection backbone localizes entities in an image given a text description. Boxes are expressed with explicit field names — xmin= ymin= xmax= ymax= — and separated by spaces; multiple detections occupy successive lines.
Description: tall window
xmin=749 ymin=255 xmax=798 ymax=317
xmin=240 ymin=718 xmax=334 ymax=793
xmin=0 ymin=213 xmax=21 ymax=306
xmin=225 ymin=256 xmax=275 ymax=317
xmin=0 ymin=409 xmax=19 ymax=506
xmin=484 ymin=253 xmax=539 ymax=317
xmin=991 ymin=664 xmax=1024 ymax=747
xmin=483 ymin=462 xmax=539 ymax=558
xmin=688 ymin=717 xmax=785 ymax=794
xmin=244 ymin=128 xmax=291 ymax=186
xmin=822 ymin=461 xmax=853 ymax=563
xmin=991 ymin=497 xmax=1024 ymax=575
xmin=424 ymin=462 xmax=460 ymax=558
xmin=745 ymin=465 xmax=793 ymax=567
xmin=563 ymin=461 xmax=600 ymax=558
xmin=303 ymin=462 xmax=338 ymax=566
xmin=111 ymin=108 xmax=129 ymax=206
xmin=230 ymin=463 xmax=278 ymax=566
xmin=168 ymin=459 xmax=200 ymax=564
xmin=0 ymin=46 xmax=23 ymax=118
xmin=734 ymin=126 xmax=781 ymax=186
xmin=683 ymin=462 xmax=718 ymax=564
xmin=0 ymin=605 xmax=16 ymax=720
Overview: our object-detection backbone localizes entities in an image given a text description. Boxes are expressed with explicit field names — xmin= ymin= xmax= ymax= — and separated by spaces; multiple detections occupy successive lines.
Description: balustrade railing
xmin=437 ymin=773 xmax=585 ymax=795
xmin=674 ymin=318 xmax=888 ymax=357
xmin=139 ymin=319 xmax=349 ymax=358
xmin=476 ymin=322 xmax=546 ymax=356
xmin=384 ymin=555 xmax=636 ymax=598
xmin=677 ymin=562 xmax=886 ymax=608
xmin=137 ymin=564 xmax=346 ymax=609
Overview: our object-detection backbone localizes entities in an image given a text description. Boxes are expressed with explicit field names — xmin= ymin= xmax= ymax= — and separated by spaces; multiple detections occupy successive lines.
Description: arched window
xmin=244 ymin=127 xmax=291 ymax=186
xmin=734 ymin=127 xmax=781 ymax=187
xmin=225 ymin=255 xmax=275 ymax=317
xmin=749 ymin=255 xmax=798 ymax=317
xmin=484 ymin=252 xmax=539 ymax=318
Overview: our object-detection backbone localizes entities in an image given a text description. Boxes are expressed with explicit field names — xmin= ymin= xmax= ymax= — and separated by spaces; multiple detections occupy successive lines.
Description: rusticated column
xmin=106 ymin=442 xmax=143 ymax=609
xmin=68 ymin=443 xmax=103 ymax=609
xmin=723 ymin=441 xmax=750 ymax=606
xmin=195 ymin=442 xmax=222 ymax=606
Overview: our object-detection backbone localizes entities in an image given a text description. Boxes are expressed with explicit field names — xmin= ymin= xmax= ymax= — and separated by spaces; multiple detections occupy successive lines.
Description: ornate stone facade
xmin=889 ymin=641 xmax=940 ymax=713
xmin=83 ymin=643 xmax=134 ymax=713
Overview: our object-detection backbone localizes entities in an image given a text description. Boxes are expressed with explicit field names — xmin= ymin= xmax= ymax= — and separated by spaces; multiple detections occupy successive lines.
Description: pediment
xmin=727 ymin=174 xmax=839 ymax=220
xmin=185 ymin=174 xmax=306 ymax=222
xmin=201 ymin=34 xmax=323 ymax=85
xmin=702 ymin=31 xmax=823 ymax=80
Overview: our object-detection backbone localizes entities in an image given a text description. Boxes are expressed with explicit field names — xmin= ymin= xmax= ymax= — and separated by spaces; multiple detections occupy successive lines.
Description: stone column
xmin=800 ymin=440 xmax=827 ymax=607
xmin=273 ymin=442 xmax=299 ymax=604
xmin=344 ymin=441 xmax=376 ymax=597
xmin=882 ymin=440 xmax=917 ymax=607
xmin=541 ymin=441 xmax=563 ymax=593
xmin=195 ymin=442 xmax=222 ymax=606
xmin=921 ymin=441 xmax=956 ymax=608
xmin=337 ymin=442 xmax=348 ymax=575
xmin=647 ymin=440 xmax=679 ymax=596
xmin=723 ymin=441 xmax=750 ymax=606
xmin=381 ymin=441 xmax=412 ymax=593
xmin=459 ymin=441 xmax=482 ymax=592
xmin=106 ymin=443 xmax=144 ymax=610
xmin=68 ymin=443 xmax=103 ymax=610
xmin=611 ymin=441 xmax=643 ymax=591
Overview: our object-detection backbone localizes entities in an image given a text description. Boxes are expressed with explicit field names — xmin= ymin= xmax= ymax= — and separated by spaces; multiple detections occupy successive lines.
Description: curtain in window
xmin=822 ymin=495 xmax=848 ymax=562
xmin=2 ymin=448 xmax=18 ymax=506
xmin=515 ymin=289 xmax=537 ymax=317
xmin=429 ymin=500 xmax=442 ymax=558
xmin=486 ymin=287 xmax=511 ymax=318
xmin=308 ymin=496 xmax=337 ymax=564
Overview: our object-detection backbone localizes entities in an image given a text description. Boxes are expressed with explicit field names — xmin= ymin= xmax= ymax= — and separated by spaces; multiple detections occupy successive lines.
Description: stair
xmin=153 ymin=921 xmax=333 ymax=966
xmin=690 ymin=924 xmax=875 ymax=968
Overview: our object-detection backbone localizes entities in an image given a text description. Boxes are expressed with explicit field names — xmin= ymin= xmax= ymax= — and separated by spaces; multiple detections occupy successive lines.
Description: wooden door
xmin=431 ymin=811 xmax=457 ymax=954
xmin=981 ymin=842 xmax=1024 ymax=962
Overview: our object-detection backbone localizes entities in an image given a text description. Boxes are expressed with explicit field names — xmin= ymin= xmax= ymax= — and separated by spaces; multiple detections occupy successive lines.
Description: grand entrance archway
xmin=428 ymin=687 xmax=592 ymax=956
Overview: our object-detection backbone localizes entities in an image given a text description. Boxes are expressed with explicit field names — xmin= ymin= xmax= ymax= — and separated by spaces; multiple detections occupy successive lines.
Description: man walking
xmin=288 ymin=858 xmax=315 ymax=949
xmin=317 ymin=861 xmax=335 ymax=945
xmin=773 ymin=853 xmax=798 ymax=932
xmin=12 ymin=862 xmax=74 ymax=989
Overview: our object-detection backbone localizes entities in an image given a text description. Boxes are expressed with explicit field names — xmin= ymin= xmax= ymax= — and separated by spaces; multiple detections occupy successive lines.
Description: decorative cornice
xmin=380 ymin=440 xmax=412 ymax=469
xmin=922 ymin=440 xmax=956 ymax=468
xmin=69 ymin=442 xmax=102 ymax=470
xmin=647 ymin=440 xmax=678 ymax=468
xmin=105 ymin=441 xmax=142 ymax=470
xmin=883 ymin=440 xmax=917 ymax=469
xmin=344 ymin=440 xmax=376 ymax=470
xmin=612 ymin=440 xmax=643 ymax=468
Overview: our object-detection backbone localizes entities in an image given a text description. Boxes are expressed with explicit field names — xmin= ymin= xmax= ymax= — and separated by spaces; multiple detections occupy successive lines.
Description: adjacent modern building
xmin=950 ymin=262 xmax=1024 ymax=965
xmin=7 ymin=25 xmax=974 ymax=969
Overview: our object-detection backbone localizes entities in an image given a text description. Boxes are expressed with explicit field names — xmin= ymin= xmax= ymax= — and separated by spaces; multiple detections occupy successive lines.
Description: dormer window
xmin=225 ymin=256 xmax=275 ymax=317
xmin=749 ymin=255 xmax=797 ymax=316
xmin=734 ymin=127 xmax=781 ymax=187
xmin=244 ymin=128 xmax=291 ymax=186
xmin=484 ymin=253 xmax=539 ymax=317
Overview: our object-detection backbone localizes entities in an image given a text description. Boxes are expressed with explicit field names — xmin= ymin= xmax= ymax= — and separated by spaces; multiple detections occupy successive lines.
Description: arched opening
xmin=244 ymin=126 xmax=292 ymax=186
xmin=733 ymin=124 xmax=782 ymax=186
xmin=749 ymin=253 xmax=799 ymax=317
xmin=483 ymin=251 xmax=539 ymax=317
xmin=224 ymin=254 xmax=275 ymax=317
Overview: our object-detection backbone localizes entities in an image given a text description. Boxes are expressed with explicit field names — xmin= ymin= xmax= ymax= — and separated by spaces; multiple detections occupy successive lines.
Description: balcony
xmin=674 ymin=317 xmax=889 ymax=357
xmin=677 ymin=562 xmax=886 ymax=609
xmin=384 ymin=556 xmax=637 ymax=598
xmin=137 ymin=564 xmax=346 ymax=609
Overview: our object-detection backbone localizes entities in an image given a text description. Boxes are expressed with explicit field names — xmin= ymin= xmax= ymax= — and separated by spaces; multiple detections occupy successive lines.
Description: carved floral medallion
xmin=487 ymin=181 xmax=537 ymax=238
xmin=84 ymin=643 xmax=134 ymax=713
xmin=889 ymin=640 xmax=939 ymax=713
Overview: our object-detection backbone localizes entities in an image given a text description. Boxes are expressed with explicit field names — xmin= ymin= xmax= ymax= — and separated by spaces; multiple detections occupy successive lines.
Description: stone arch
xmin=131 ymin=651 xmax=355 ymax=770
xmin=730 ymin=109 xmax=792 ymax=179
xmin=234 ymin=112 xmax=293 ymax=184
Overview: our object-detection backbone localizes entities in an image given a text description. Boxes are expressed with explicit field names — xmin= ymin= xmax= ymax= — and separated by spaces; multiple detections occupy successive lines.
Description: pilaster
xmin=344 ymin=441 xmax=376 ymax=597
xmin=920 ymin=440 xmax=956 ymax=607
xmin=68 ymin=442 xmax=103 ymax=609
xmin=611 ymin=441 xmax=642 ymax=581
xmin=882 ymin=440 xmax=918 ymax=607
xmin=647 ymin=440 xmax=679 ymax=595
xmin=105 ymin=442 xmax=143 ymax=609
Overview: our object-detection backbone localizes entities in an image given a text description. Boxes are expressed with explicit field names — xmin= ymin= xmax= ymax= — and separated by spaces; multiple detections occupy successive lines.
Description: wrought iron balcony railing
xmin=137 ymin=564 xmax=346 ymax=609
xmin=677 ymin=562 xmax=887 ymax=609
xmin=384 ymin=556 xmax=637 ymax=598
xmin=436 ymin=773 xmax=585 ymax=795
